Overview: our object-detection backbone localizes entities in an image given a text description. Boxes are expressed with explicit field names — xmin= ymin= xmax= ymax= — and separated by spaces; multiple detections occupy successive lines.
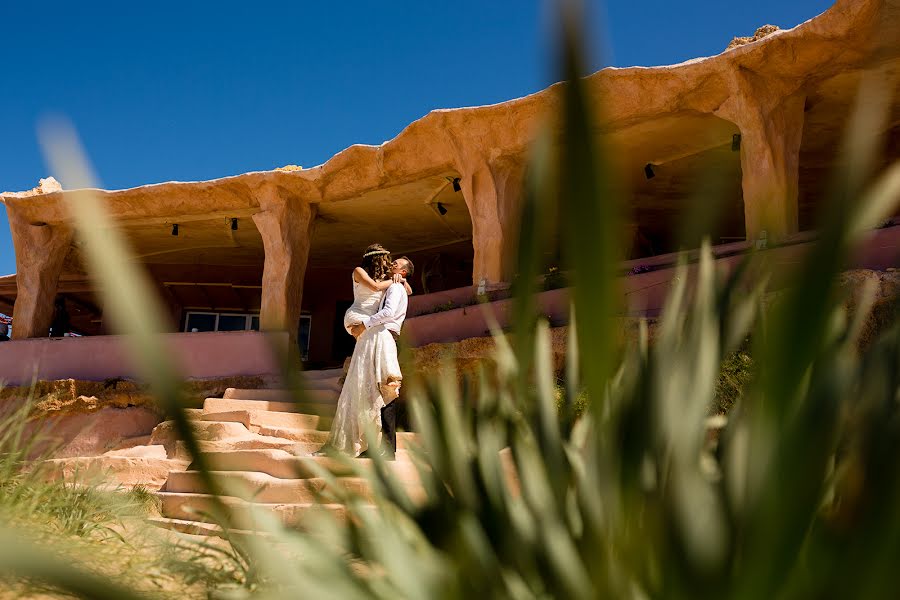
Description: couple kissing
xmin=318 ymin=243 xmax=414 ymax=459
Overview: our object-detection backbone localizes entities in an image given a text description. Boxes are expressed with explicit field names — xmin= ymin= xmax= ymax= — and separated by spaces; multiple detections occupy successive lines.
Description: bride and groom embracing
xmin=316 ymin=243 xmax=414 ymax=459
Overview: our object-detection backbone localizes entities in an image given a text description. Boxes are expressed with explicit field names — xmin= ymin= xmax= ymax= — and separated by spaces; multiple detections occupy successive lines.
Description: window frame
xmin=183 ymin=311 xmax=219 ymax=333
xmin=183 ymin=311 xmax=312 ymax=361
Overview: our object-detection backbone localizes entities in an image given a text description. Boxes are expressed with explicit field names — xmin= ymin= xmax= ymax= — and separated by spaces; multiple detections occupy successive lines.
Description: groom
xmin=349 ymin=256 xmax=414 ymax=457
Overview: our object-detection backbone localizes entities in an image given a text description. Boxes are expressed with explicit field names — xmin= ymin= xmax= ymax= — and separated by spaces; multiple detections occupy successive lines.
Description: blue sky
xmin=0 ymin=0 xmax=833 ymax=277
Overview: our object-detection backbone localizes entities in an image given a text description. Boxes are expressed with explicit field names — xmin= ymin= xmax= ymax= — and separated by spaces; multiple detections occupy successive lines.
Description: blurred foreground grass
xmin=0 ymin=399 xmax=247 ymax=598
xmin=2 ymin=2 xmax=900 ymax=598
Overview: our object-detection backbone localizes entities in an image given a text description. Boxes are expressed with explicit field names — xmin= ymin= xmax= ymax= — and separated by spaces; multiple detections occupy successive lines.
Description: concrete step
xmin=298 ymin=367 xmax=344 ymax=381
xmin=42 ymin=455 xmax=189 ymax=490
xmin=200 ymin=409 xmax=332 ymax=432
xmin=166 ymin=470 xmax=374 ymax=503
xmin=396 ymin=432 xmax=421 ymax=451
xmin=146 ymin=516 xmax=268 ymax=544
xmin=153 ymin=419 xmax=318 ymax=460
xmin=255 ymin=426 xmax=330 ymax=445
xmin=223 ymin=387 xmax=340 ymax=403
xmin=153 ymin=419 xmax=416 ymax=460
xmin=151 ymin=420 xmax=252 ymax=454
xmin=199 ymin=449 xmax=422 ymax=482
xmin=148 ymin=516 xmax=227 ymax=537
xmin=103 ymin=444 xmax=168 ymax=459
xmin=256 ymin=427 xmax=416 ymax=452
xmin=157 ymin=491 xmax=354 ymax=528
xmin=303 ymin=380 xmax=343 ymax=393
xmin=175 ymin=437 xmax=319 ymax=460
xmin=203 ymin=397 xmax=338 ymax=416
xmin=106 ymin=434 xmax=153 ymax=452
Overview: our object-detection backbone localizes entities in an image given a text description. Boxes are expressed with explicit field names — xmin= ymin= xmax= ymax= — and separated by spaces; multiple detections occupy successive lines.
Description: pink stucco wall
xmin=2 ymin=228 xmax=897 ymax=381
xmin=0 ymin=330 xmax=288 ymax=386
xmin=403 ymin=226 xmax=900 ymax=346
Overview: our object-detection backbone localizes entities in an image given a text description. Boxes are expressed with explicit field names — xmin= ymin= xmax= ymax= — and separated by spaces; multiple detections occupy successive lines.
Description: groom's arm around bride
xmin=349 ymin=257 xmax=414 ymax=457
xmin=349 ymin=256 xmax=413 ymax=339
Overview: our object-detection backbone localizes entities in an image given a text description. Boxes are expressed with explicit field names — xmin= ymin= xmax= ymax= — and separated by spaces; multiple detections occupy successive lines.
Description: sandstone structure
xmin=726 ymin=24 xmax=781 ymax=51
xmin=35 ymin=369 xmax=434 ymax=535
xmin=0 ymin=375 xmax=274 ymax=458
xmin=1 ymin=0 xmax=898 ymax=369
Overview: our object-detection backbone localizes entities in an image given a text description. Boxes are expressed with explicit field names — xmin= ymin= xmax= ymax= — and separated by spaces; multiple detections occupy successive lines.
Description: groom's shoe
xmin=311 ymin=446 xmax=332 ymax=457
xmin=356 ymin=447 xmax=395 ymax=461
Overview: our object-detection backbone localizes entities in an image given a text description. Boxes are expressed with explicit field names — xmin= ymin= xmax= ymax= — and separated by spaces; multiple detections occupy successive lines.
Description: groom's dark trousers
xmin=379 ymin=330 xmax=404 ymax=457
xmin=380 ymin=400 xmax=399 ymax=455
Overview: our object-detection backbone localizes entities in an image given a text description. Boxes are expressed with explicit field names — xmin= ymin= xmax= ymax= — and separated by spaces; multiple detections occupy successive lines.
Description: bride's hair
xmin=361 ymin=243 xmax=393 ymax=281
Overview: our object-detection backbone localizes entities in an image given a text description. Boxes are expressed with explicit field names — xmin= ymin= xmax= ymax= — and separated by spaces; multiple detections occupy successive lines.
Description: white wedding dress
xmin=325 ymin=278 xmax=402 ymax=455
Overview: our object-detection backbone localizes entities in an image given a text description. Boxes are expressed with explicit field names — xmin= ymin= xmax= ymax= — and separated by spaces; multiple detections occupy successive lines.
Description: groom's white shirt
xmin=363 ymin=282 xmax=407 ymax=334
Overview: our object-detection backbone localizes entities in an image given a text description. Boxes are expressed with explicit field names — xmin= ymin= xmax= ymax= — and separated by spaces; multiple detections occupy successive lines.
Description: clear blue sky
xmin=0 ymin=0 xmax=833 ymax=277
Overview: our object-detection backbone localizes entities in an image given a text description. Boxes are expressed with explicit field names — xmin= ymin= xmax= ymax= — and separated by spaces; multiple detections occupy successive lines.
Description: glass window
xmin=185 ymin=313 xmax=217 ymax=332
xmin=298 ymin=315 xmax=312 ymax=361
xmin=184 ymin=311 xmax=270 ymax=334
xmin=218 ymin=314 xmax=249 ymax=331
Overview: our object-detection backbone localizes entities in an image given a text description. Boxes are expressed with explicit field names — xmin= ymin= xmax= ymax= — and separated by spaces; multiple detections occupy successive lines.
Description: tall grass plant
xmin=1 ymin=1 xmax=899 ymax=597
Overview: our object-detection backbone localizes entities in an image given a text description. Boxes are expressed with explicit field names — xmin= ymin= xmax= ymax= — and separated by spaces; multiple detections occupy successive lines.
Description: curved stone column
xmin=251 ymin=187 xmax=317 ymax=343
xmin=458 ymin=155 xmax=526 ymax=285
xmin=716 ymin=71 xmax=806 ymax=243
xmin=8 ymin=214 xmax=73 ymax=338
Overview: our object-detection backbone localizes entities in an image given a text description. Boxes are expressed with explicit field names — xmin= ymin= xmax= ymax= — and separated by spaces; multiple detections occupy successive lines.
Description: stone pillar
xmin=8 ymin=214 xmax=73 ymax=338
xmin=252 ymin=187 xmax=317 ymax=342
xmin=458 ymin=155 xmax=526 ymax=285
xmin=716 ymin=73 xmax=806 ymax=243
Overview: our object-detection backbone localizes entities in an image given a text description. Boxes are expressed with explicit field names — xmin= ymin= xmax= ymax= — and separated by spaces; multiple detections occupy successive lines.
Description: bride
xmin=321 ymin=243 xmax=410 ymax=456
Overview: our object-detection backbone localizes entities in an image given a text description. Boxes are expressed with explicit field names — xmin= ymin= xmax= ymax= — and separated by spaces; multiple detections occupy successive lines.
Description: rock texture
xmin=410 ymin=268 xmax=900 ymax=380
xmin=37 ymin=368 xmax=438 ymax=538
xmin=252 ymin=187 xmax=316 ymax=341
xmin=410 ymin=319 xmax=659 ymax=382
xmin=31 ymin=407 xmax=162 ymax=458
xmin=726 ymin=24 xmax=782 ymax=50
xmin=838 ymin=268 xmax=900 ymax=348
xmin=0 ymin=375 xmax=277 ymax=458
xmin=0 ymin=374 xmax=273 ymax=418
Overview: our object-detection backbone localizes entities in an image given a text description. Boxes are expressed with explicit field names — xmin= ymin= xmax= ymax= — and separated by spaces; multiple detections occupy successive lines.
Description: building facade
xmin=1 ymin=0 xmax=898 ymax=368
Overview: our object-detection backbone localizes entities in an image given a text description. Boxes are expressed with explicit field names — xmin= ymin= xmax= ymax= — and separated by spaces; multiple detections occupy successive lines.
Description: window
xmin=184 ymin=311 xmax=312 ymax=360
xmin=298 ymin=315 xmax=312 ymax=361
xmin=185 ymin=312 xmax=217 ymax=332
xmin=218 ymin=314 xmax=250 ymax=331
xmin=184 ymin=312 xmax=256 ymax=333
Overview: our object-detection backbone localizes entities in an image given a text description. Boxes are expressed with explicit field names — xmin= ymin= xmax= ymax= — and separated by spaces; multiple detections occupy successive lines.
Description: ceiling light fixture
xmin=731 ymin=133 xmax=742 ymax=152
xmin=231 ymin=218 xmax=238 ymax=230
xmin=644 ymin=164 xmax=655 ymax=180
xmin=452 ymin=178 xmax=461 ymax=192
xmin=437 ymin=202 xmax=448 ymax=216
xmin=171 ymin=224 xmax=179 ymax=236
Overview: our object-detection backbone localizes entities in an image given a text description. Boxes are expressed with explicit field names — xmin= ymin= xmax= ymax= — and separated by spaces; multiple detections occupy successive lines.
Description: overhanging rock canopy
xmin=2 ymin=0 xmax=898 ymax=340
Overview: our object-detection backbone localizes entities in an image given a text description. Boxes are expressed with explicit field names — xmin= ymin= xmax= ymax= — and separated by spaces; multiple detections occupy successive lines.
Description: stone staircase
xmin=41 ymin=367 xmax=425 ymax=538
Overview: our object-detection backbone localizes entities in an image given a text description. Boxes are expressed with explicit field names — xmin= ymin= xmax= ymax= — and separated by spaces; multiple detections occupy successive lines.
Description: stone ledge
xmin=0 ymin=375 xmax=274 ymax=420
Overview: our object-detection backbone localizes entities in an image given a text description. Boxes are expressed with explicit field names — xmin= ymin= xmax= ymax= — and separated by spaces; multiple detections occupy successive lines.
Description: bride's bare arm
xmin=353 ymin=267 xmax=395 ymax=291
xmin=353 ymin=267 xmax=411 ymax=293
